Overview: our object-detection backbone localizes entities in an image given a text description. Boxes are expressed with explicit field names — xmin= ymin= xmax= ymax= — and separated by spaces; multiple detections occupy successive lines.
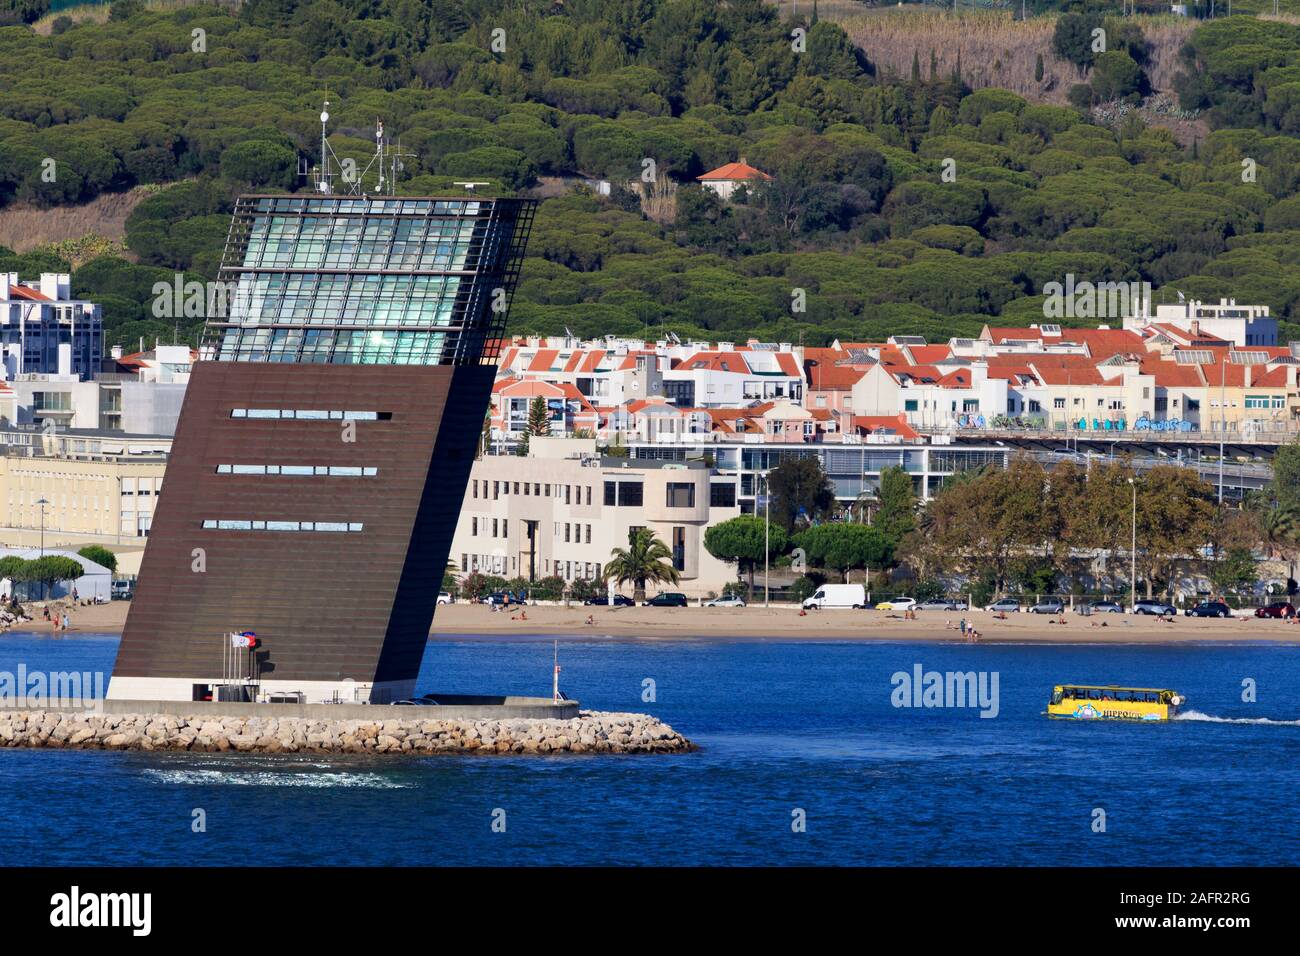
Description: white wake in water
xmin=142 ymin=768 xmax=411 ymax=789
xmin=1175 ymin=709 xmax=1300 ymax=726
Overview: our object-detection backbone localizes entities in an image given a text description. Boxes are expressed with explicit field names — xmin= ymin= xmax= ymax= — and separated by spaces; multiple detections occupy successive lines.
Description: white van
xmin=802 ymin=584 xmax=867 ymax=610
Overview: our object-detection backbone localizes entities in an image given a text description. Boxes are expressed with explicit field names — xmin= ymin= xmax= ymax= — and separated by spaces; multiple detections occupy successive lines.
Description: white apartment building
xmin=850 ymin=360 xmax=1010 ymax=429
xmin=496 ymin=336 xmax=804 ymax=412
xmin=451 ymin=437 xmax=742 ymax=597
xmin=0 ymin=273 xmax=103 ymax=380
xmin=9 ymin=345 xmax=193 ymax=434
xmin=1129 ymin=297 xmax=1278 ymax=347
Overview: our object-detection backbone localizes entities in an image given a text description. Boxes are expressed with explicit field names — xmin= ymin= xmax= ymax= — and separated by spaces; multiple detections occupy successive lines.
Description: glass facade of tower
xmin=207 ymin=195 xmax=534 ymax=367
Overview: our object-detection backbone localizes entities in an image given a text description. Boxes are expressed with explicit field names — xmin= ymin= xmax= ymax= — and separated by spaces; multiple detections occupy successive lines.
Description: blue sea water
xmin=1 ymin=632 xmax=1298 ymax=866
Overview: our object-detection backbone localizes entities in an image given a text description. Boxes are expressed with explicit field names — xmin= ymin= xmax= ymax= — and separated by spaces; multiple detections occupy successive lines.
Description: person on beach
xmin=62 ymin=612 xmax=69 ymax=631
xmin=585 ymin=614 xmax=595 ymax=626
xmin=959 ymin=618 xmax=967 ymax=640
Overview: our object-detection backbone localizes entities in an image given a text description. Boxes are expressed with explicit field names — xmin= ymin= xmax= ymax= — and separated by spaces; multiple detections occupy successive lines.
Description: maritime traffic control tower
xmin=108 ymin=110 xmax=535 ymax=703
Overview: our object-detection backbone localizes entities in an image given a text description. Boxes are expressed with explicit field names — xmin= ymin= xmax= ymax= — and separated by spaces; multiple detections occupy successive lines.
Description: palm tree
xmin=604 ymin=528 xmax=681 ymax=603
xmin=1262 ymin=505 xmax=1300 ymax=587
xmin=850 ymin=488 xmax=877 ymax=524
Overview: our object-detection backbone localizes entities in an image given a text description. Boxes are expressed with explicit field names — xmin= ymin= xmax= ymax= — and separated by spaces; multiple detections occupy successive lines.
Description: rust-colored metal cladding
xmin=113 ymin=361 xmax=494 ymax=698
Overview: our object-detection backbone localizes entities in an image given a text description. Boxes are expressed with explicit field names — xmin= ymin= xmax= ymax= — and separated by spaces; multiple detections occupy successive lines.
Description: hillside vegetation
xmin=0 ymin=0 xmax=1299 ymax=350
xmin=844 ymin=10 xmax=1195 ymax=107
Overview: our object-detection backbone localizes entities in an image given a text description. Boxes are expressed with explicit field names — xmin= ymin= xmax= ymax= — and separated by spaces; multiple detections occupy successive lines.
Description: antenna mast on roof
xmin=356 ymin=119 xmax=415 ymax=196
xmin=306 ymin=100 xmax=337 ymax=195
xmin=305 ymin=102 xmax=412 ymax=197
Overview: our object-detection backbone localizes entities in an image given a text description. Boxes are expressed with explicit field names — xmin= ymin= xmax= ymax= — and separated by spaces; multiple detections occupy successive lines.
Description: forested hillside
xmin=1 ymin=0 xmax=1300 ymax=349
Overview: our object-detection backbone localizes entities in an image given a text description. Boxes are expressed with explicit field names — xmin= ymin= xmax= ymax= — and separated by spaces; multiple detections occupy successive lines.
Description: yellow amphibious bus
xmin=1047 ymin=685 xmax=1186 ymax=721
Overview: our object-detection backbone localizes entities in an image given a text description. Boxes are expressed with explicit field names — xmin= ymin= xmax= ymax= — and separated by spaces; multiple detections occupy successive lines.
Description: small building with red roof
xmin=696 ymin=158 xmax=773 ymax=201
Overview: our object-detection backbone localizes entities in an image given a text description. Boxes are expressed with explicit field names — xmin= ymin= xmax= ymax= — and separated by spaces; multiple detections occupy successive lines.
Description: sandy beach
xmin=18 ymin=598 xmax=1300 ymax=643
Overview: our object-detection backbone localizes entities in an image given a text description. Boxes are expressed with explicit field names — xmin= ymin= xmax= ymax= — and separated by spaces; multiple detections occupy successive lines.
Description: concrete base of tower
xmin=105 ymin=675 xmax=417 ymax=705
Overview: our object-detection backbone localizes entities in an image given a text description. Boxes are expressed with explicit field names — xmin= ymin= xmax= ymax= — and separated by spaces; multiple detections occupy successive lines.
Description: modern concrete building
xmin=626 ymin=437 xmax=1012 ymax=506
xmin=110 ymin=184 xmax=535 ymax=705
xmin=452 ymin=437 xmax=740 ymax=596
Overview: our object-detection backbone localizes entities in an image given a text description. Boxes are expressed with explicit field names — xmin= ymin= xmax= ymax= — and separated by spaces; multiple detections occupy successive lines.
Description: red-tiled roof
xmin=1138 ymin=357 xmax=1203 ymax=388
xmin=851 ymin=415 xmax=921 ymax=440
xmin=697 ymin=161 xmax=772 ymax=183
xmin=1031 ymin=364 xmax=1105 ymax=386
xmin=674 ymin=351 xmax=751 ymax=374
xmin=903 ymin=344 xmax=954 ymax=364
xmin=6 ymin=285 xmax=51 ymax=301
xmin=1250 ymin=366 xmax=1290 ymax=388
xmin=525 ymin=349 xmax=560 ymax=373
xmin=775 ymin=352 xmax=801 ymax=377
xmin=804 ymin=354 xmax=867 ymax=390
xmin=496 ymin=378 xmax=565 ymax=398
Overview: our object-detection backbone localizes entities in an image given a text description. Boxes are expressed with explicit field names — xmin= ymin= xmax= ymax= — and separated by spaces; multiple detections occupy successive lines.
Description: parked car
xmin=919 ymin=598 xmax=966 ymax=611
xmin=705 ymin=594 xmax=746 ymax=608
xmin=393 ymin=698 xmax=437 ymax=706
xmin=436 ymin=591 xmax=452 ymax=605
xmin=644 ymin=592 xmax=688 ymax=607
xmin=1186 ymin=601 xmax=1232 ymax=618
xmin=1029 ymin=598 xmax=1065 ymax=614
xmin=1255 ymin=601 xmax=1297 ymax=619
xmin=802 ymin=584 xmax=867 ymax=610
xmin=1084 ymin=601 xmax=1125 ymax=614
xmin=482 ymin=590 xmax=527 ymax=607
xmin=876 ymin=596 xmax=917 ymax=612
xmin=1133 ymin=600 xmax=1177 ymax=616
xmin=584 ymin=594 xmax=634 ymax=607
xmin=110 ymin=579 xmax=134 ymax=601
xmin=987 ymin=598 xmax=1021 ymax=613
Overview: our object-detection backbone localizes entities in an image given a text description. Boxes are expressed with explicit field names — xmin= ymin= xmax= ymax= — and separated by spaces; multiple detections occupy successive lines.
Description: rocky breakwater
xmin=0 ymin=710 xmax=694 ymax=755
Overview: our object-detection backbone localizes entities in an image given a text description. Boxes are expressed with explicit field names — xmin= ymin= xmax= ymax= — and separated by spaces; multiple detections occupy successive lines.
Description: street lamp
xmin=1218 ymin=358 xmax=1226 ymax=504
xmin=763 ymin=473 xmax=770 ymax=608
xmin=1127 ymin=478 xmax=1137 ymax=611
xmin=36 ymin=497 xmax=49 ymax=557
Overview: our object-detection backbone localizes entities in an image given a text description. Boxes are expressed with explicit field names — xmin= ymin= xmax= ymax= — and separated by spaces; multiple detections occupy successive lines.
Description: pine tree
xmin=911 ymin=49 xmax=920 ymax=83
xmin=1035 ymin=52 xmax=1044 ymax=83
xmin=929 ymin=48 xmax=938 ymax=81
xmin=527 ymin=395 xmax=552 ymax=436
